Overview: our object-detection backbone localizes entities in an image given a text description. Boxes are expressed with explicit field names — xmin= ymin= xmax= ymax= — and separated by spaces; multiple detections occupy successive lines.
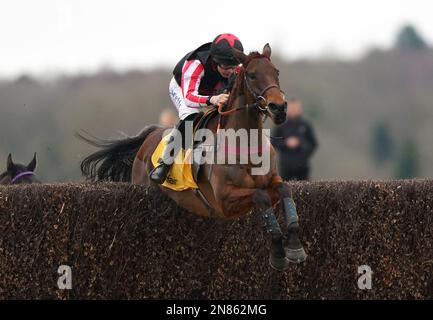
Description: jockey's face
xmin=217 ymin=64 xmax=237 ymax=78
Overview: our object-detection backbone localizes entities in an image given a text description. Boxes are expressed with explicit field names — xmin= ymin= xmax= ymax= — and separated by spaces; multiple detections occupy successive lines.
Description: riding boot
xmin=149 ymin=121 xmax=183 ymax=184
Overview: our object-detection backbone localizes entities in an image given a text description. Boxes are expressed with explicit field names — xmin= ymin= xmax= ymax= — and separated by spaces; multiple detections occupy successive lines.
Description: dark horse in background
xmin=0 ymin=153 xmax=40 ymax=185
xmin=78 ymin=44 xmax=307 ymax=271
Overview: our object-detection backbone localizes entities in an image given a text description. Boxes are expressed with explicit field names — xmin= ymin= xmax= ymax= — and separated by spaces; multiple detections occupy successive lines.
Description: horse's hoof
xmin=269 ymin=255 xmax=291 ymax=272
xmin=286 ymin=247 xmax=307 ymax=264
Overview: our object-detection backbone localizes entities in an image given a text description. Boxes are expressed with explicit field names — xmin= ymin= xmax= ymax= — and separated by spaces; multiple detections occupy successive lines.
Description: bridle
xmin=210 ymin=56 xmax=284 ymax=182
xmin=243 ymin=74 xmax=282 ymax=112
xmin=10 ymin=171 xmax=35 ymax=184
xmin=218 ymin=57 xmax=285 ymax=116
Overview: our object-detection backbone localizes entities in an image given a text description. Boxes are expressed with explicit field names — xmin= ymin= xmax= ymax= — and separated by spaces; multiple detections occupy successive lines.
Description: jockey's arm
xmin=181 ymin=60 xmax=209 ymax=108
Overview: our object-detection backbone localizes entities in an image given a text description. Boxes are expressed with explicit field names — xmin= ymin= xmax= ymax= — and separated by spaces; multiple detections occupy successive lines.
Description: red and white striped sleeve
xmin=181 ymin=59 xmax=209 ymax=108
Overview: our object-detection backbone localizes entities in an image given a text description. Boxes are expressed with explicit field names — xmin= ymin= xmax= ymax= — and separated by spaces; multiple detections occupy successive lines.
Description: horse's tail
xmin=76 ymin=125 xmax=160 ymax=182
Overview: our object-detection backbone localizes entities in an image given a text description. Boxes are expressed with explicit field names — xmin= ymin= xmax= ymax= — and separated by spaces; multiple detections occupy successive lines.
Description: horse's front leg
xmin=251 ymin=188 xmax=291 ymax=271
xmin=271 ymin=178 xmax=307 ymax=263
xmin=214 ymin=184 xmax=290 ymax=271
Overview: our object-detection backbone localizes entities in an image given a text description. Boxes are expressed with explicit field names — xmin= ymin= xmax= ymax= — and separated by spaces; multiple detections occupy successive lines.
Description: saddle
xmin=151 ymin=109 xmax=219 ymax=191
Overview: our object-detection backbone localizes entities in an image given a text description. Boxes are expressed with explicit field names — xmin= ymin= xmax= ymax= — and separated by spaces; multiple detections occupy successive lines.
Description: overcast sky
xmin=0 ymin=0 xmax=432 ymax=77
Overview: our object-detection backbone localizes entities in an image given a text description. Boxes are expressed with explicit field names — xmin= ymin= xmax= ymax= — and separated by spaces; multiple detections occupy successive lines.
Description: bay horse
xmin=79 ymin=44 xmax=307 ymax=271
xmin=0 ymin=153 xmax=40 ymax=185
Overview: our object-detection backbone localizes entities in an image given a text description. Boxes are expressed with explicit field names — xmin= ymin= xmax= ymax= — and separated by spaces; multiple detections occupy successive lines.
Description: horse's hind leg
xmin=276 ymin=182 xmax=307 ymax=263
xmin=252 ymin=189 xmax=290 ymax=272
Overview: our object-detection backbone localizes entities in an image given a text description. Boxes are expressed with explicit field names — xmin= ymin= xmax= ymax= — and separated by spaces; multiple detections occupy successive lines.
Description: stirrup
xmin=149 ymin=162 xmax=171 ymax=184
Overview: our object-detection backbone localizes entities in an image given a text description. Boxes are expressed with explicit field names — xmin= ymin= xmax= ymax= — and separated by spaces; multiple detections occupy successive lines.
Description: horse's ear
xmin=7 ymin=153 xmax=14 ymax=172
xmin=232 ymin=47 xmax=247 ymax=64
xmin=27 ymin=152 xmax=37 ymax=172
xmin=263 ymin=43 xmax=272 ymax=59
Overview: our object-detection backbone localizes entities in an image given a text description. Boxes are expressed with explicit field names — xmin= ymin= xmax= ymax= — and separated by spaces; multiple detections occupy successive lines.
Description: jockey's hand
xmin=286 ymin=137 xmax=301 ymax=148
xmin=210 ymin=94 xmax=229 ymax=108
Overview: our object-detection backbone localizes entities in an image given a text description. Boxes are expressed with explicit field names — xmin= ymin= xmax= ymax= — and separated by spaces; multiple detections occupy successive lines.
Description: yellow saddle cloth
xmin=151 ymin=134 xmax=198 ymax=191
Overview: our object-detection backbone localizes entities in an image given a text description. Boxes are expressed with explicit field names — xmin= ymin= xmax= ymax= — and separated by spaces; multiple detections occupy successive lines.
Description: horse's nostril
xmin=269 ymin=103 xmax=287 ymax=113
xmin=269 ymin=103 xmax=278 ymax=112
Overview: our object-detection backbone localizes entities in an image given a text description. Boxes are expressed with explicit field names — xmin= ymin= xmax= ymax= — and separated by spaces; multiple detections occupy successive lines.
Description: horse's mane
xmin=243 ymin=51 xmax=269 ymax=68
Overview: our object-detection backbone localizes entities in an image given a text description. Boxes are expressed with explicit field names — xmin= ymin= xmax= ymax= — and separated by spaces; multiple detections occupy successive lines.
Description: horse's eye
xmin=248 ymin=73 xmax=257 ymax=81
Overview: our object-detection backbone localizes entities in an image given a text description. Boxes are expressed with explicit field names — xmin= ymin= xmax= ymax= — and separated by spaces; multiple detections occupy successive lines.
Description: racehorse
xmin=79 ymin=44 xmax=307 ymax=271
xmin=0 ymin=153 xmax=40 ymax=185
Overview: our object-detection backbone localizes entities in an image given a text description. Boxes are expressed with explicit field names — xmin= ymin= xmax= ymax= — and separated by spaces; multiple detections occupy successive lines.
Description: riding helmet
xmin=210 ymin=33 xmax=244 ymax=66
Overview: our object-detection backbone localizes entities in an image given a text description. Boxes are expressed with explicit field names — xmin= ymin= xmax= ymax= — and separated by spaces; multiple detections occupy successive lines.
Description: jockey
xmin=149 ymin=33 xmax=244 ymax=184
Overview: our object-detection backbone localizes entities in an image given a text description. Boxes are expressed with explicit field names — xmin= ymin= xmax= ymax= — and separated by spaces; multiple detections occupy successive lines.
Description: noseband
xmin=243 ymin=73 xmax=282 ymax=112
xmin=10 ymin=171 xmax=35 ymax=184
